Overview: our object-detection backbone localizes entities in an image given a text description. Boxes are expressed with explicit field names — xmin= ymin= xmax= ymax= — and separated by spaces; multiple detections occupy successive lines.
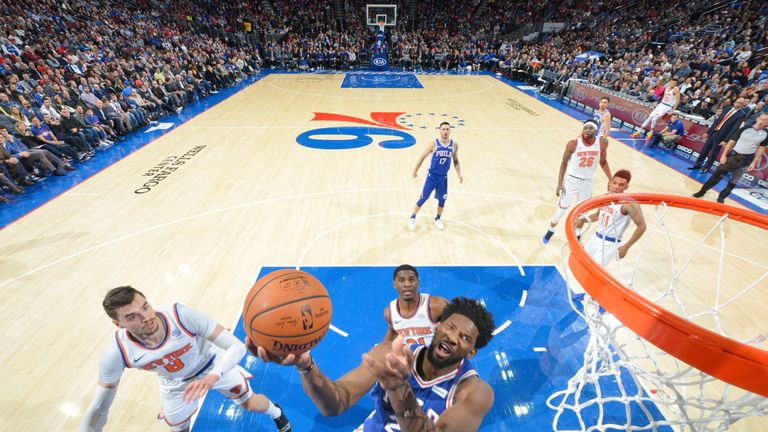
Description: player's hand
xmin=748 ymin=162 xmax=757 ymax=172
xmin=718 ymin=141 xmax=726 ymax=147
xmin=182 ymin=374 xmax=218 ymax=403
xmin=702 ymin=133 xmax=708 ymax=140
xmin=618 ymin=245 xmax=629 ymax=259
xmin=720 ymin=155 xmax=727 ymax=165
xmin=246 ymin=336 xmax=312 ymax=369
xmin=362 ymin=334 xmax=413 ymax=392
xmin=458 ymin=174 xmax=464 ymax=184
xmin=412 ymin=171 xmax=418 ymax=178
xmin=556 ymin=184 xmax=564 ymax=196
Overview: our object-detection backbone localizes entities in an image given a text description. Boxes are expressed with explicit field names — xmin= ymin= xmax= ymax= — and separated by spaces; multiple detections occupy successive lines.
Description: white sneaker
xmin=434 ymin=219 xmax=445 ymax=230
xmin=408 ymin=217 xmax=416 ymax=231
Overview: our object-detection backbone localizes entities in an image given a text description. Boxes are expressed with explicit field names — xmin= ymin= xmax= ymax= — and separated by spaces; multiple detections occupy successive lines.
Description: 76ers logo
xmin=296 ymin=112 xmax=416 ymax=150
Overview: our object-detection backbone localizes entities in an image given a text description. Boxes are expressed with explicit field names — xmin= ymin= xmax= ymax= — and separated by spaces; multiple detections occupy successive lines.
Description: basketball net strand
xmin=547 ymin=199 xmax=768 ymax=432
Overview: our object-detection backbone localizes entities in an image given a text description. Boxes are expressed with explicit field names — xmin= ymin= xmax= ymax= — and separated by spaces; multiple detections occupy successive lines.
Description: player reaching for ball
xmin=79 ymin=286 xmax=291 ymax=432
xmin=248 ymin=297 xmax=496 ymax=432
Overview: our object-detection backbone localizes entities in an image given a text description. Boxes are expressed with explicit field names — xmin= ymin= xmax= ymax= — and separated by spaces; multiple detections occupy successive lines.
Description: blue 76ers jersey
xmin=427 ymin=139 xmax=453 ymax=176
xmin=356 ymin=345 xmax=479 ymax=431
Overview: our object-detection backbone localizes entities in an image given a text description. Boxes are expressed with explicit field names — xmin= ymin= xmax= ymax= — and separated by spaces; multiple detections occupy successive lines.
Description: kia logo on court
xmin=632 ymin=108 xmax=649 ymax=124
xmin=373 ymin=58 xmax=387 ymax=66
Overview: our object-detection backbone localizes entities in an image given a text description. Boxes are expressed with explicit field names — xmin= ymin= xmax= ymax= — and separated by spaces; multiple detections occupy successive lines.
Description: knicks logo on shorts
xmin=442 ymin=194 xmax=448 ymax=200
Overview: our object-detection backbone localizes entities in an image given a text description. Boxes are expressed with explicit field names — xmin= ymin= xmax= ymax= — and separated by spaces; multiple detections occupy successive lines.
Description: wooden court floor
xmin=1 ymin=73 xmax=765 ymax=431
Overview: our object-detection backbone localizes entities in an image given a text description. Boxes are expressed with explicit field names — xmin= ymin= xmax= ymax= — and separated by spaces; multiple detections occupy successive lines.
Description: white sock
xmin=547 ymin=227 xmax=555 ymax=234
xmin=575 ymin=228 xmax=582 ymax=237
xmin=265 ymin=400 xmax=281 ymax=419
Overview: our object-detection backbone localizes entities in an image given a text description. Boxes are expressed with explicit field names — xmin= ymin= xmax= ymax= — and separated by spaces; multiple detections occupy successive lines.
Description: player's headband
xmin=583 ymin=121 xmax=598 ymax=129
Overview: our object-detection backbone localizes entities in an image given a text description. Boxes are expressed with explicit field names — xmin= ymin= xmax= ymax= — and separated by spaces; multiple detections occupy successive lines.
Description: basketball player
xmin=543 ymin=121 xmax=612 ymax=244
xmin=593 ymin=96 xmax=612 ymax=141
xmin=384 ymin=264 xmax=448 ymax=345
xmin=574 ymin=170 xmax=646 ymax=266
xmin=409 ymin=121 xmax=463 ymax=231
xmin=249 ymin=297 xmax=496 ymax=431
xmin=79 ymin=286 xmax=291 ymax=432
xmin=631 ymin=78 xmax=680 ymax=139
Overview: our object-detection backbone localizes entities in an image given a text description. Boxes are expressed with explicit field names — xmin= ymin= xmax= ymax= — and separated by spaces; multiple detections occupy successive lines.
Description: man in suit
xmin=96 ymin=99 xmax=132 ymax=135
xmin=689 ymin=97 xmax=747 ymax=173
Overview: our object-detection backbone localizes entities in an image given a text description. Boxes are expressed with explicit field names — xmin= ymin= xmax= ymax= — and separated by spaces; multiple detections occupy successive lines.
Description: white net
xmin=547 ymin=195 xmax=768 ymax=432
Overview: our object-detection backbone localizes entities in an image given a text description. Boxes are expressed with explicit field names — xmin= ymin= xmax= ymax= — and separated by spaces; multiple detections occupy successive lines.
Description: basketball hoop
xmin=376 ymin=21 xmax=386 ymax=33
xmin=547 ymin=193 xmax=768 ymax=431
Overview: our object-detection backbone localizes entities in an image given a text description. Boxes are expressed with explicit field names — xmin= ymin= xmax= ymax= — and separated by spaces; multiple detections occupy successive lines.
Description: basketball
xmin=243 ymin=269 xmax=332 ymax=357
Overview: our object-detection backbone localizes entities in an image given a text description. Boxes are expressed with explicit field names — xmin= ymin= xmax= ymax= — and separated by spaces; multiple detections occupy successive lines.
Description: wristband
xmin=297 ymin=355 xmax=314 ymax=374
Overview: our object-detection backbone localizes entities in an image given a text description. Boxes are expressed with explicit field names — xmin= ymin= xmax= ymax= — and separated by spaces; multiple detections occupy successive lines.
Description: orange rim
xmin=566 ymin=193 xmax=768 ymax=397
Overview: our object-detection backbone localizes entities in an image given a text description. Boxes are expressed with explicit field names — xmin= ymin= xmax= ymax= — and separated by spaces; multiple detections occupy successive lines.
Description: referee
xmin=693 ymin=113 xmax=768 ymax=203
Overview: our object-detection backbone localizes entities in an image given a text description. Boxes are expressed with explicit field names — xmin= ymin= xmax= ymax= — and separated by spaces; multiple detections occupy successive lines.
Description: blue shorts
xmin=420 ymin=173 xmax=448 ymax=204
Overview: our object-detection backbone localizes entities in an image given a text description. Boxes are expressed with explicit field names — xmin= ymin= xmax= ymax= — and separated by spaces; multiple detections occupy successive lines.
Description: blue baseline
xmin=191 ymin=266 xmax=671 ymax=431
xmin=341 ymin=72 xmax=424 ymax=89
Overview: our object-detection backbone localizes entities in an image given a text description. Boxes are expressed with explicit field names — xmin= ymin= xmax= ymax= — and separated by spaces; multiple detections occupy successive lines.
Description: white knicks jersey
xmin=390 ymin=293 xmax=437 ymax=346
xmin=596 ymin=202 xmax=631 ymax=239
xmin=99 ymin=304 xmax=217 ymax=385
xmin=661 ymin=86 xmax=677 ymax=105
xmin=565 ymin=137 xmax=601 ymax=180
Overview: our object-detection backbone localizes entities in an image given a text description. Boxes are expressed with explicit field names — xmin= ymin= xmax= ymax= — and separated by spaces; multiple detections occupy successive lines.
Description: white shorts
xmin=558 ymin=175 xmax=594 ymax=209
xmin=648 ymin=103 xmax=673 ymax=121
xmin=584 ymin=233 xmax=621 ymax=267
xmin=159 ymin=364 xmax=254 ymax=431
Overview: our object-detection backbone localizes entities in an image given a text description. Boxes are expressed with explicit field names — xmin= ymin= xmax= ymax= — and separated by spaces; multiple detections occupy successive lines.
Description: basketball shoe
xmin=629 ymin=131 xmax=643 ymax=138
xmin=408 ymin=217 xmax=416 ymax=231
xmin=434 ymin=218 xmax=445 ymax=230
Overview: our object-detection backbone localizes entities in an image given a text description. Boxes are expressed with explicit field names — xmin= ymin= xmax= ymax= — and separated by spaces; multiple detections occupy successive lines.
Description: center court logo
xmin=296 ymin=112 xmax=417 ymax=150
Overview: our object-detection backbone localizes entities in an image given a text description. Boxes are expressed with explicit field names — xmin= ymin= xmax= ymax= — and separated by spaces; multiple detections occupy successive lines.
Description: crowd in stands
xmin=0 ymin=0 xmax=261 ymax=202
xmin=2 ymin=0 xmax=768 ymax=203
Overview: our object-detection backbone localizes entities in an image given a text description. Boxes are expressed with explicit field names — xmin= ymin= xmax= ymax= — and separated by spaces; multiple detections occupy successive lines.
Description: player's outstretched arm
xmin=248 ymin=337 xmax=386 ymax=416
xmin=80 ymin=341 xmax=126 ymax=432
xmin=413 ymin=142 xmax=434 ymax=177
xmin=574 ymin=211 xmax=599 ymax=229
xmin=182 ymin=324 xmax=246 ymax=403
xmin=599 ymin=139 xmax=611 ymax=180
xmin=431 ymin=378 xmax=493 ymax=432
xmin=79 ymin=381 xmax=119 ymax=432
xmin=618 ymin=203 xmax=646 ymax=259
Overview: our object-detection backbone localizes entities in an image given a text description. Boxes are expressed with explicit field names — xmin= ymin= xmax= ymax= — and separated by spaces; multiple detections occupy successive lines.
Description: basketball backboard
xmin=366 ymin=4 xmax=397 ymax=29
